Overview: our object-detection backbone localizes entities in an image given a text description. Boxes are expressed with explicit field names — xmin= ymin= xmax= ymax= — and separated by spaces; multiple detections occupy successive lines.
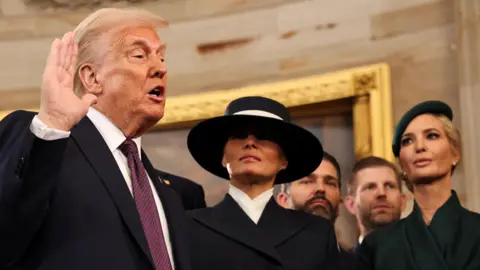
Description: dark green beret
xmin=392 ymin=101 xmax=453 ymax=157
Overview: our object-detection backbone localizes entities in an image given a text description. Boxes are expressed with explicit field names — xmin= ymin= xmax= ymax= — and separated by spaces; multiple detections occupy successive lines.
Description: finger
xmin=64 ymin=32 xmax=74 ymax=71
xmin=81 ymin=93 xmax=98 ymax=107
xmin=58 ymin=33 xmax=68 ymax=70
xmin=67 ymin=39 xmax=78 ymax=77
xmin=44 ymin=39 xmax=61 ymax=75
xmin=43 ymin=39 xmax=61 ymax=83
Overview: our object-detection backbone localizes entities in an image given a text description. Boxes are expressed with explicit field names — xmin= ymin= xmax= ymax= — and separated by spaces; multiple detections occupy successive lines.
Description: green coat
xmin=357 ymin=190 xmax=480 ymax=270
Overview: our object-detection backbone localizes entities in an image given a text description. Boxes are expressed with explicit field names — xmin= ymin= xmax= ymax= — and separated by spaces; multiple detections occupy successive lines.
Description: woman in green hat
xmin=357 ymin=100 xmax=480 ymax=270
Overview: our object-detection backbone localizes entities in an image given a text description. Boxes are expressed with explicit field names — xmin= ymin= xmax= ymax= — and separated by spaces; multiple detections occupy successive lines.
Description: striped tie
xmin=120 ymin=139 xmax=173 ymax=270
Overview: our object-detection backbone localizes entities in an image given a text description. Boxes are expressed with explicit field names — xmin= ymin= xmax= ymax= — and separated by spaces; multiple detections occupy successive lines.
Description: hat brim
xmin=187 ymin=115 xmax=323 ymax=184
xmin=392 ymin=101 xmax=453 ymax=157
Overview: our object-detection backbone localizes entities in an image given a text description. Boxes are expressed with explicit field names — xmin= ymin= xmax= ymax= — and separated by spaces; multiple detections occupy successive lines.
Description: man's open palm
xmin=38 ymin=32 xmax=97 ymax=131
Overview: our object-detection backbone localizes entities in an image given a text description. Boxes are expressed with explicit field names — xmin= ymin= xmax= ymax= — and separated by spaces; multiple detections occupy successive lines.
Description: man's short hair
xmin=273 ymin=151 xmax=341 ymax=197
xmin=73 ymin=8 xmax=168 ymax=95
xmin=347 ymin=156 xmax=402 ymax=195
xmin=323 ymin=152 xmax=341 ymax=186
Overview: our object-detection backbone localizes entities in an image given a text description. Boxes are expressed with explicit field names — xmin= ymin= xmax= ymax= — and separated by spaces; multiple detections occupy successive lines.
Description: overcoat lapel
xmin=404 ymin=191 xmax=464 ymax=270
xmin=257 ymin=198 xmax=309 ymax=247
xmin=191 ymin=194 xmax=282 ymax=265
xmin=71 ymin=117 xmax=154 ymax=267
xmin=426 ymin=191 xmax=474 ymax=270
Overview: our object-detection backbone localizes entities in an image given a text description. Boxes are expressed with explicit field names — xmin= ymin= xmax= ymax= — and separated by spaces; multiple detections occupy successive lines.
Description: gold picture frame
xmin=0 ymin=63 xmax=394 ymax=162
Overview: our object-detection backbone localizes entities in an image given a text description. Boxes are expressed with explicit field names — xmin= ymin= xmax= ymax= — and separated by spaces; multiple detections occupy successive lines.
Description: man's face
xmin=87 ymin=26 xmax=167 ymax=133
xmin=350 ymin=167 xmax=405 ymax=230
xmin=222 ymin=131 xmax=287 ymax=183
xmin=285 ymin=160 xmax=341 ymax=221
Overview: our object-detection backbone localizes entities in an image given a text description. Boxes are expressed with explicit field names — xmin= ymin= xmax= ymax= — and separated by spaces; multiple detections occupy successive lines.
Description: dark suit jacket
xmin=0 ymin=111 xmax=191 ymax=270
xmin=187 ymin=194 xmax=339 ymax=270
xmin=339 ymin=247 xmax=358 ymax=270
xmin=155 ymin=169 xmax=206 ymax=210
xmin=350 ymin=242 xmax=361 ymax=253
xmin=357 ymin=190 xmax=480 ymax=270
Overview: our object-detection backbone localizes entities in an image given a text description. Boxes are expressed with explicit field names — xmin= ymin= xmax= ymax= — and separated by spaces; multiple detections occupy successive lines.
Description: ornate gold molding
xmin=160 ymin=64 xmax=385 ymax=125
xmin=157 ymin=63 xmax=394 ymax=161
xmin=0 ymin=63 xmax=394 ymax=162
xmin=353 ymin=72 xmax=378 ymax=96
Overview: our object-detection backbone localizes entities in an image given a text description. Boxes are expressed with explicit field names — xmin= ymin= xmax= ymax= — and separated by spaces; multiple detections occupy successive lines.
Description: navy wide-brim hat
xmin=392 ymin=100 xmax=453 ymax=157
xmin=187 ymin=96 xmax=324 ymax=184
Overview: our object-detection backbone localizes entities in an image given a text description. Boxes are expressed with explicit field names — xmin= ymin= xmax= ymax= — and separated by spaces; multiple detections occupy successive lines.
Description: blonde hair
xmin=73 ymin=8 xmax=168 ymax=95
xmin=435 ymin=114 xmax=462 ymax=172
xmin=435 ymin=114 xmax=461 ymax=155
xmin=400 ymin=113 xmax=462 ymax=191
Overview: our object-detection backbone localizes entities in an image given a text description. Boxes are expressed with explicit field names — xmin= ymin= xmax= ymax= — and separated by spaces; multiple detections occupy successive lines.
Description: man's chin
xmin=371 ymin=215 xmax=397 ymax=227
xmin=308 ymin=207 xmax=331 ymax=220
xmin=143 ymin=109 xmax=164 ymax=123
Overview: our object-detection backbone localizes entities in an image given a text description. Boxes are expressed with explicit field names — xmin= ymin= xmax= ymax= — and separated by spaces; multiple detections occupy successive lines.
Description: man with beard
xmin=275 ymin=152 xmax=341 ymax=222
xmin=344 ymin=156 xmax=406 ymax=250
xmin=275 ymin=152 xmax=356 ymax=269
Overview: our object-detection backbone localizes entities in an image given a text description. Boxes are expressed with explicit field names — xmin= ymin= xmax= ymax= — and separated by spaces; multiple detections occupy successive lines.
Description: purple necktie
xmin=120 ymin=139 xmax=173 ymax=270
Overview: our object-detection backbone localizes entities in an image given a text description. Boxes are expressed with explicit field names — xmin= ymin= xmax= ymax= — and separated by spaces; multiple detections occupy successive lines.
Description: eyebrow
xmin=323 ymin=174 xmax=338 ymax=181
xmin=361 ymin=180 xmax=392 ymax=187
xmin=129 ymin=38 xmax=166 ymax=53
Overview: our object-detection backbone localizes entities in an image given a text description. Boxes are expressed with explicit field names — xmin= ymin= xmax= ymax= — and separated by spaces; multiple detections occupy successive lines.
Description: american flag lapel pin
xmin=159 ymin=176 xmax=171 ymax=185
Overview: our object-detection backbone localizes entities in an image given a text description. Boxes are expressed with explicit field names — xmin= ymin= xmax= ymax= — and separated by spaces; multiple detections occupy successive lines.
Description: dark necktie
xmin=120 ymin=139 xmax=173 ymax=270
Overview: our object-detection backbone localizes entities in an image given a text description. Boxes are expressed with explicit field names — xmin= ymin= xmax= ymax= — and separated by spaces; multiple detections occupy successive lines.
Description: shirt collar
xmin=86 ymin=107 xmax=142 ymax=155
xmin=229 ymin=184 xmax=273 ymax=203
xmin=228 ymin=184 xmax=273 ymax=213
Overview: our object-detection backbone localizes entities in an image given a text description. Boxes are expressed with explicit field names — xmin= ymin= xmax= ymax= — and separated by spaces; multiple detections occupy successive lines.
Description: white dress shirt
xmin=228 ymin=184 xmax=273 ymax=224
xmin=358 ymin=235 xmax=364 ymax=244
xmin=29 ymin=108 xmax=175 ymax=268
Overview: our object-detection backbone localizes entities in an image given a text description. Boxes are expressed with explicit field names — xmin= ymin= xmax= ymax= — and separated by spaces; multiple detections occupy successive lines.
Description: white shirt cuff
xmin=29 ymin=115 xmax=71 ymax=141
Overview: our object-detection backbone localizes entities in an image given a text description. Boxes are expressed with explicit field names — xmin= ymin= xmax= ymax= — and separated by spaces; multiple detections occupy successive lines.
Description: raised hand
xmin=38 ymin=32 xmax=97 ymax=131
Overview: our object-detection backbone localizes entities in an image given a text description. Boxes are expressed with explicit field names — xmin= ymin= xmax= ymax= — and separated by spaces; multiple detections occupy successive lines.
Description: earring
xmin=400 ymin=171 xmax=408 ymax=179
xmin=452 ymin=161 xmax=458 ymax=167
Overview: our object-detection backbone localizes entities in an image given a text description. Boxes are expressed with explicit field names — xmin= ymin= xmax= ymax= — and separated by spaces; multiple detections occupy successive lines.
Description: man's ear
xmin=276 ymin=192 xmax=290 ymax=209
xmin=281 ymin=160 xmax=288 ymax=171
xmin=344 ymin=195 xmax=356 ymax=216
xmin=221 ymin=155 xmax=227 ymax=168
xmin=78 ymin=63 xmax=102 ymax=95
xmin=400 ymin=192 xmax=407 ymax=212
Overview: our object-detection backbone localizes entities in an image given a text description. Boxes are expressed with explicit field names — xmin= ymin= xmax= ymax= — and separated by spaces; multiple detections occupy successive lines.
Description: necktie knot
xmin=120 ymin=139 xmax=138 ymax=157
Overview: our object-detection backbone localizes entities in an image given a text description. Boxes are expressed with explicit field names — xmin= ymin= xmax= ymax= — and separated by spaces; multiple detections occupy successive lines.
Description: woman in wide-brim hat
xmin=357 ymin=100 xmax=480 ymax=270
xmin=187 ymin=96 xmax=323 ymax=185
xmin=185 ymin=96 xmax=339 ymax=270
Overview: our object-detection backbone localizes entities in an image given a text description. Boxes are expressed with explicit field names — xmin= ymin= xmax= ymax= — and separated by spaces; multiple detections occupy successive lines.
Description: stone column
xmin=455 ymin=0 xmax=480 ymax=213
